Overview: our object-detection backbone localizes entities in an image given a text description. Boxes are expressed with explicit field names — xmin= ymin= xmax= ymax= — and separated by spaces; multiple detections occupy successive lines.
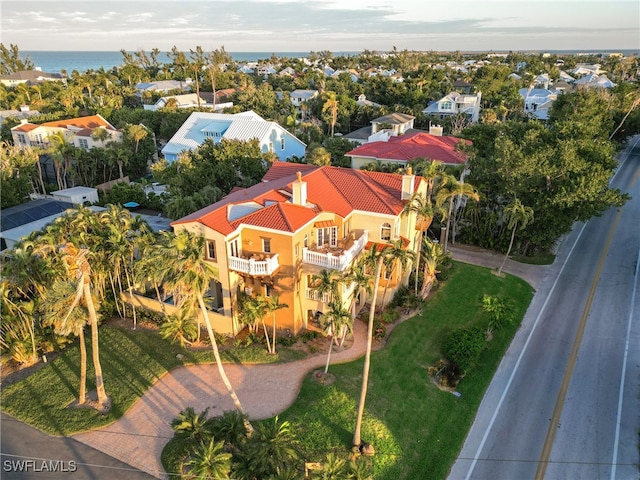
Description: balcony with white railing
xmin=303 ymin=230 xmax=368 ymax=271
xmin=229 ymin=253 xmax=279 ymax=276
xmin=305 ymin=288 xmax=332 ymax=303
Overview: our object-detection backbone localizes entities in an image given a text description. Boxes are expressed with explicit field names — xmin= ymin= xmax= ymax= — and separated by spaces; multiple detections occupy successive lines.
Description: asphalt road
xmin=448 ymin=137 xmax=640 ymax=480
xmin=0 ymin=412 xmax=155 ymax=480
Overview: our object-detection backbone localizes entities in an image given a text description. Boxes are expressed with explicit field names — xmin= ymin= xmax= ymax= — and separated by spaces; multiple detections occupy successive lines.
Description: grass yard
xmin=0 ymin=327 xmax=305 ymax=435
xmin=278 ymin=262 xmax=534 ymax=480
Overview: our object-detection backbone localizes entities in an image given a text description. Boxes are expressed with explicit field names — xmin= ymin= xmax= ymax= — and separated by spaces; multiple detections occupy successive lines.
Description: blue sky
xmin=2 ymin=0 xmax=638 ymax=52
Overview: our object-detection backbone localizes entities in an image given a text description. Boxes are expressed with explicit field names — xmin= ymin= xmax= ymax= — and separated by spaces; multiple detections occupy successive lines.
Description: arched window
xmin=380 ymin=222 xmax=391 ymax=241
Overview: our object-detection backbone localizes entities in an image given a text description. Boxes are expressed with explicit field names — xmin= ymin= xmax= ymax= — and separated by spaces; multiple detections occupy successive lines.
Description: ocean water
xmin=22 ymin=51 xmax=358 ymax=74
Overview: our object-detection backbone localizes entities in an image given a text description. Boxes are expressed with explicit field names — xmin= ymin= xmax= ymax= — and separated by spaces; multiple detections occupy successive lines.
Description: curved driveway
xmin=71 ymin=251 xmax=545 ymax=479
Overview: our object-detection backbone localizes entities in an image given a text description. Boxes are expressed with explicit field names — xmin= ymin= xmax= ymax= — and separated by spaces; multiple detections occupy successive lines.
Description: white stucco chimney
xmin=401 ymin=165 xmax=415 ymax=200
xmin=292 ymin=171 xmax=307 ymax=206
xmin=429 ymin=125 xmax=444 ymax=136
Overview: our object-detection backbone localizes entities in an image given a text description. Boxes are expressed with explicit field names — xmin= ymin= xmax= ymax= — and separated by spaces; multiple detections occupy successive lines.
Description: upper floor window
xmin=262 ymin=238 xmax=271 ymax=253
xmin=206 ymin=240 xmax=217 ymax=261
xmin=281 ymin=138 xmax=286 ymax=150
xmin=303 ymin=234 xmax=309 ymax=248
xmin=441 ymin=101 xmax=453 ymax=110
xmin=79 ymin=139 xmax=89 ymax=149
xmin=380 ymin=222 xmax=391 ymax=241
xmin=229 ymin=238 xmax=239 ymax=258
xmin=317 ymin=226 xmax=337 ymax=247
xmin=264 ymin=284 xmax=273 ymax=297
xmin=16 ymin=133 xmax=27 ymax=144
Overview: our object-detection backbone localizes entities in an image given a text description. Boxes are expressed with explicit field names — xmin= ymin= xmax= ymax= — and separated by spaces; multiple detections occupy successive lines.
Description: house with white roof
xmin=289 ymin=90 xmax=318 ymax=107
xmin=135 ymin=80 xmax=192 ymax=96
xmin=144 ymin=93 xmax=207 ymax=111
xmin=574 ymin=73 xmax=616 ymax=89
xmin=161 ymin=111 xmax=306 ymax=163
xmin=519 ymin=88 xmax=558 ymax=120
xmin=423 ymin=91 xmax=482 ymax=123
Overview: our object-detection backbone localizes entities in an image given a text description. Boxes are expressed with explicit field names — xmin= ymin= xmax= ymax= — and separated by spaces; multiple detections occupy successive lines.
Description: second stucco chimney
xmin=401 ymin=165 xmax=415 ymax=200
xmin=429 ymin=125 xmax=443 ymax=136
xmin=292 ymin=171 xmax=307 ymax=206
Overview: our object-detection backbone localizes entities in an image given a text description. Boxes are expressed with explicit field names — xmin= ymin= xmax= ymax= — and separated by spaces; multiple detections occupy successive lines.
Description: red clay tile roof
xmin=346 ymin=131 xmax=470 ymax=165
xmin=232 ymin=203 xmax=317 ymax=232
xmin=172 ymin=163 xmax=424 ymax=235
xmin=12 ymin=123 xmax=40 ymax=133
xmin=262 ymin=162 xmax=318 ymax=182
xmin=11 ymin=114 xmax=119 ymax=134
xmin=42 ymin=114 xmax=118 ymax=131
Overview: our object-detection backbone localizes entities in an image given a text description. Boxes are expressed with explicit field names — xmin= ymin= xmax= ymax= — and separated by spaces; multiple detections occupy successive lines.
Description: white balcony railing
xmin=303 ymin=230 xmax=368 ymax=271
xmin=305 ymin=288 xmax=332 ymax=303
xmin=229 ymin=253 xmax=279 ymax=276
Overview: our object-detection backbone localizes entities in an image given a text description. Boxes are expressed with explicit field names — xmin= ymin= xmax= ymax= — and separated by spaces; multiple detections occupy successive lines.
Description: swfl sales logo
xmin=3 ymin=459 xmax=78 ymax=473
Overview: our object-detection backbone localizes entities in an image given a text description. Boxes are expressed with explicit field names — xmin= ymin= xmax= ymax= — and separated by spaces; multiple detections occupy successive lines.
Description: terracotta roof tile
xmin=346 ymin=131 xmax=470 ymax=165
xmin=172 ymin=164 xmax=422 ymax=235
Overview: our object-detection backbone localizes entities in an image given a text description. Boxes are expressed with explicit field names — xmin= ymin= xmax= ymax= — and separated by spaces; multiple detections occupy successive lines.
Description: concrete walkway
xmin=73 ymin=246 xmax=550 ymax=479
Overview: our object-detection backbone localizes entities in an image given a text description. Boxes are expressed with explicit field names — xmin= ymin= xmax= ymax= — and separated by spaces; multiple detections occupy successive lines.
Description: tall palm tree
xmin=60 ymin=243 xmax=110 ymax=410
xmin=436 ymin=174 xmax=479 ymax=253
xmin=40 ymin=279 xmax=88 ymax=404
xmin=265 ymin=294 xmax=288 ymax=354
xmin=322 ymin=92 xmax=339 ymax=137
xmin=319 ymin=299 xmax=352 ymax=375
xmin=403 ymin=191 xmax=435 ymax=296
xmin=353 ymin=245 xmax=386 ymax=450
xmin=126 ymin=124 xmax=148 ymax=154
xmin=160 ymin=231 xmax=253 ymax=433
xmin=341 ymin=263 xmax=371 ymax=345
xmin=498 ymin=198 xmax=534 ymax=275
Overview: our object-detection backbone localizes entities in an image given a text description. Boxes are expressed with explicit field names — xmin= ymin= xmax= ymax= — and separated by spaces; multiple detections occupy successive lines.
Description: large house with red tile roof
xmin=346 ymin=131 xmax=471 ymax=169
xmin=11 ymin=114 xmax=123 ymax=150
xmin=130 ymin=162 xmax=426 ymax=336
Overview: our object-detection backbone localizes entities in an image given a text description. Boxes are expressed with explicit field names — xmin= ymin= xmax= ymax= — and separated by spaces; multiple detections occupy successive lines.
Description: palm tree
xmin=126 ymin=124 xmax=148 ymax=154
xmin=183 ymin=438 xmax=232 ymax=480
xmin=322 ymin=92 xmax=339 ymax=137
xmin=59 ymin=243 xmax=110 ymax=410
xmin=353 ymin=245 xmax=386 ymax=450
xmin=420 ymin=238 xmax=447 ymax=299
xmin=107 ymin=146 xmax=129 ymax=180
xmin=160 ymin=231 xmax=253 ymax=433
xmin=436 ymin=175 xmax=479 ymax=253
xmin=265 ymin=294 xmax=288 ymax=354
xmin=90 ymin=127 xmax=111 ymax=147
xmin=160 ymin=312 xmax=198 ymax=348
xmin=319 ymin=299 xmax=352 ymax=375
xmin=239 ymin=417 xmax=298 ymax=478
xmin=40 ymin=279 xmax=88 ymax=404
xmin=0 ymin=281 xmax=40 ymax=367
xmin=171 ymin=406 xmax=213 ymax=443
xmin=403 ymin=191 xmax=435 ymax=296
xmin=341 ymin=263 xmax=371 ymax=345
xmin=379 ymin=238 xmax=415 ymax=311
xmin=310 ymin=269 xmax=341 ymax=304
xmin=497 ymin=198 xmax=534 ymax=276
xmin=47 ymin=131 xmax=73 ymax=190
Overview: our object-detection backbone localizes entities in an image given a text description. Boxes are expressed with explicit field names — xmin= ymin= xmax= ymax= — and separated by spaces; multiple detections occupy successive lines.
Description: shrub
xmin=300 ymin=330 xmax=320 ymax=343
xmin=381 ymin=309 xmax=399 ymax=324
xmin=443 ymin=326 xmax=486 ymax=373
xmin=373 ymin=318 xmax=386 ymax=341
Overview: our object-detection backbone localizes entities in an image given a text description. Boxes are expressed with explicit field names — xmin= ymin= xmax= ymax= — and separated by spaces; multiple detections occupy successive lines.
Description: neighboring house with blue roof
xmin=161 ymin=111 xmax=306 ymax=162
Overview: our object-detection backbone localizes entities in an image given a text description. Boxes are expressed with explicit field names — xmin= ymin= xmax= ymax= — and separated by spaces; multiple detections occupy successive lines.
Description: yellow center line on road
xmin=533 ymin=163 xmax=640 ymax=479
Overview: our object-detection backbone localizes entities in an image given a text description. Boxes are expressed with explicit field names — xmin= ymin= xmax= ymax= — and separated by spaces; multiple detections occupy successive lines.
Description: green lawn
xmin=0 ymin=327 xmax=305 ymax=435
xmin=278 ymin=262 xmax=534 ymax=480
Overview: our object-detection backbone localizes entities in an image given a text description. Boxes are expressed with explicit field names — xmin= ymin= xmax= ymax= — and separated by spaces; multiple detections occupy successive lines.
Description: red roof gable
xmin=346 ymin=131 xmax=470 ymax=165
xmin=172 ymin=164 xmax=423 ymax=235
